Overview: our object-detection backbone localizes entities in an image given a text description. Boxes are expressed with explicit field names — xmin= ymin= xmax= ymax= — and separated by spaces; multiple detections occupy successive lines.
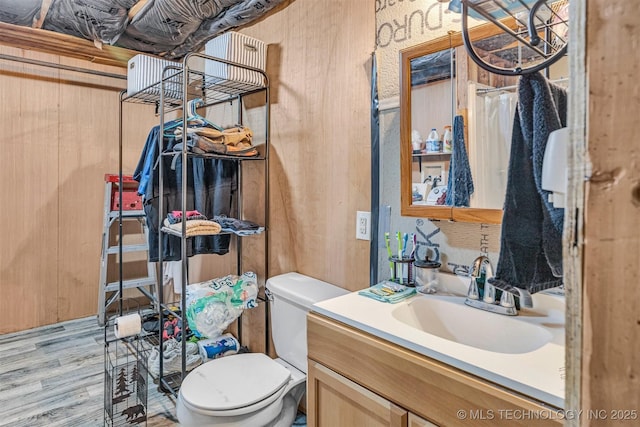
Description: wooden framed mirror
xmin=400 ymin=22 xmax=523 ymax=224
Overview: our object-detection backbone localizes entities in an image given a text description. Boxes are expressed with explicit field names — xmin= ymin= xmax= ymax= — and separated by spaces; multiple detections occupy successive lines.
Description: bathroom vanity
xmin=306 ymin=274 xmax=565 ymax=427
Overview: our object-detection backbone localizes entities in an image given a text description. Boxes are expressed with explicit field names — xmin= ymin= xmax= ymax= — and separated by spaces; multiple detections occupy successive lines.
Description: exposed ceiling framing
xmin=0 ymin=0 xmax=293 ymax=67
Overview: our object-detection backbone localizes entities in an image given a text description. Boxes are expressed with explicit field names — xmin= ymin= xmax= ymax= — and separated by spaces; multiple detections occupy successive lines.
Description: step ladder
xmin=98 ymin=174 xmax=157 ymax=326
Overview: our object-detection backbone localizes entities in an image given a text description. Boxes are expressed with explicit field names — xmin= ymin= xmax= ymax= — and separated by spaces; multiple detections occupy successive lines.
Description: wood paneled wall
xmin=241 ymin=0 xmax=375 ymax=291
xmin=0 ymin=45 xmax=158 ymax=333
xmin=0 ymin=0 xmax=375 ymax=333
xmin=582 ymin=0 xmax=640 ymax=422
xmin=2 ymin=5 xmax=639 ymax=421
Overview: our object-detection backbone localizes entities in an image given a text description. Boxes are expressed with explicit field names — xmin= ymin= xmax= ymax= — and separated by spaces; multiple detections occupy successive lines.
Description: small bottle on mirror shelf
xmin=442 ymin=125 xmax=452 ymax=154
xmin=426 ymin=128 xmax=440 ymax=153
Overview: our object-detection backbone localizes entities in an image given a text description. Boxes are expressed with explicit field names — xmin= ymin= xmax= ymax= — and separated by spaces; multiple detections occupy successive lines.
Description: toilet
xmin=176 ymin=272 xmax=348 ymax=426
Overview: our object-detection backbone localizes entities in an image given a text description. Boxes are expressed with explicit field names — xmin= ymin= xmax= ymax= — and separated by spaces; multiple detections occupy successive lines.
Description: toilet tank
xmin=266 ymin=272 xmax=348 ymax=373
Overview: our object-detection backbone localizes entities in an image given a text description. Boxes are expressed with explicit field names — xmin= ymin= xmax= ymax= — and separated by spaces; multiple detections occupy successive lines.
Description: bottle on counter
xmin=425 ymin=128 xmax=441 ymax=153
xmin=442 ymin=125 xmax=452 ymax=154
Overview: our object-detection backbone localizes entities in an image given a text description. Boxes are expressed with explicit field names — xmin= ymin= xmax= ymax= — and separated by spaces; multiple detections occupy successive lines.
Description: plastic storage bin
xmin=127 ymin=54 xmax=181 ymax=99
xmin=204 ymin=31 xmax=266 ymax=87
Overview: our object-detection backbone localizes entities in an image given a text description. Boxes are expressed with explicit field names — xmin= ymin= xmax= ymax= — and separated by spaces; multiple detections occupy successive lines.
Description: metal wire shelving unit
xmin=117 ymin=52 xmax=270 ymax=396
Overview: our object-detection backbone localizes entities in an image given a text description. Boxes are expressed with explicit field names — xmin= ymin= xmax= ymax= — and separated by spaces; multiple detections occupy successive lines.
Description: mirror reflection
xmin=410 ymin=49 xmax=455 ymax=207
xmin=401 ymin=24 xmax=568 ymax=223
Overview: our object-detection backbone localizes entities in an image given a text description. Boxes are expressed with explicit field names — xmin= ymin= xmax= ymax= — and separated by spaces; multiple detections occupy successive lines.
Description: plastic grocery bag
xmin=186 ymin=271 xmax=259 ymax=338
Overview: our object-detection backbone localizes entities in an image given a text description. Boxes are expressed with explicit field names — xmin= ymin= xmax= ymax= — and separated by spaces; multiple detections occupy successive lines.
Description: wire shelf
xmin=115 ymin=49 xmax=272 ymax=401
xmin=461 ymin=0 xmax=569 ymax=75
xmin=121 ymin=64 xmax=267 ymax=108
xmin=159 ymin=150 xmax=266 ymax=162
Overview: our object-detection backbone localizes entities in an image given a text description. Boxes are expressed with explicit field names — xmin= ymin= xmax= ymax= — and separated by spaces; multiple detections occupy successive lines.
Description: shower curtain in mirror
xmin=467 ymin=81 xmax=517 ymax=210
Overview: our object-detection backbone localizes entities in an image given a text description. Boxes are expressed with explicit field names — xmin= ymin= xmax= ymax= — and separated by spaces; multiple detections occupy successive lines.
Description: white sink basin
xmin=312 ymin=272 xmax=566 ymax=408
xmin=392 ymin=297 xmax=553 ymax=354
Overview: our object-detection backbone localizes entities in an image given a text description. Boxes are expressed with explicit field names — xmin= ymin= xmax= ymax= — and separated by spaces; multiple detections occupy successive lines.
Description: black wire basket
xmin=104 ymin=312 xmax=150 ymax=427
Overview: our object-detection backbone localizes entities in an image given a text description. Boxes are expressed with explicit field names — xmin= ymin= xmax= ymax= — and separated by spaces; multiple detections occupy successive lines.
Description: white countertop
xmin=312 ymin=273 xmax=565 ymax=409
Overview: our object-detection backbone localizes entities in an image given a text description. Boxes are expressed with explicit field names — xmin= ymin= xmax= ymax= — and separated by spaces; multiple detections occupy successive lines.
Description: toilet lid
xmin=180 ymin=353 xmax=291 ymax=412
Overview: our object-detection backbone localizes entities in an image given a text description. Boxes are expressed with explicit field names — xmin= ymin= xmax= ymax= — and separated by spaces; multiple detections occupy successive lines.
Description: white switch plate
xmin=356 ymin=211 xmax=371 ymax=240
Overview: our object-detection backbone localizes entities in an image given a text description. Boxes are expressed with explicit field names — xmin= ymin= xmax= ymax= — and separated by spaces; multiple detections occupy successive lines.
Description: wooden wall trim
xmin=582 ymin=0 xmax=640 ymax=423
xmin=565 ymin=0 xmax=587 ymax=425
xmin=0 ymin=22 xmax=138 ymax=68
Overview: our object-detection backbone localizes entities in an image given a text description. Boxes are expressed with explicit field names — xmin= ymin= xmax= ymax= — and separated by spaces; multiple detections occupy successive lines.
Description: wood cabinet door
xmin=307 ymin=361 xmax=408 ymax=427
xmin=409 ymin=412 xmax=439 ymax=427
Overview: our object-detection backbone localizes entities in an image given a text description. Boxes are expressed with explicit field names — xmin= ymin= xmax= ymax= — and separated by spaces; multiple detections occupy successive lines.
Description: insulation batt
xmin=0 ymin=0 xmax=285 ymax=59
xmin=0 ymin=0 xmax=42 ymax=27
xmin=43 ymin=0 xmax=137 ymax=45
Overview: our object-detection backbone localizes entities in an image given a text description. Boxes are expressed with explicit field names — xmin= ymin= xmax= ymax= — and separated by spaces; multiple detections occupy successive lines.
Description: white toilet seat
xmin=179 ymin=353 xmax=292 ymax=416
xmin=181 ymin=382 xmax=287 ymax=417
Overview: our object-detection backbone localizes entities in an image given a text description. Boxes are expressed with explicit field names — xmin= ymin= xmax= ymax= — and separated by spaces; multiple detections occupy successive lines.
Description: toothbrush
xmin=397 ymin=232 xmax=405 ymax=284
xmin=384 ymin=232 xmax=394 ymax=279
xmin=410 ymin=233 xmax=417 ymax=259
xmin=402 ymin=233 xmax=408 ymax=258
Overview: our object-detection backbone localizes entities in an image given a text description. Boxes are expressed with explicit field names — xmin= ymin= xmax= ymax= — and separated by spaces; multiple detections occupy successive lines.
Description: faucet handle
xmin=499 ymin=290 xmax=515 ymax=308
xmin=467 ymin=277 xmax=480 ymax=300
xmin=483 ymin=282 xmax=496 ymax=304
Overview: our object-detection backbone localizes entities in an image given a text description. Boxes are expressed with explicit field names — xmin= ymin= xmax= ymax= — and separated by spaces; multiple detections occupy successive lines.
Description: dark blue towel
xmin=445 ymin=115 xmax=474 ymax=207
xmin=489 ymin=72 xmax=567 ymax=295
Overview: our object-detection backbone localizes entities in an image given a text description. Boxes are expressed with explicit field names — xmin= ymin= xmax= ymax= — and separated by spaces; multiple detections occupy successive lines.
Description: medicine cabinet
xmin=400 ymin=23 xmax=521 ymax=224
xmin=400 ymin=11 xmax=569 ymax=224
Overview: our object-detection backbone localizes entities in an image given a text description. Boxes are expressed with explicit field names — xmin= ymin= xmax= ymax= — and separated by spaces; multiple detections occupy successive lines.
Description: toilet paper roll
xmin=197 ymin=333 xmax=240 ymax=360
xmin=114 ymin=313 xmax=142 ymax=338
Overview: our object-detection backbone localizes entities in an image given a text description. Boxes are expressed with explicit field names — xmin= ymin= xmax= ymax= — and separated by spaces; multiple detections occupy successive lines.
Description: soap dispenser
xmin=542 ymin=127 xmax=568 ymax=208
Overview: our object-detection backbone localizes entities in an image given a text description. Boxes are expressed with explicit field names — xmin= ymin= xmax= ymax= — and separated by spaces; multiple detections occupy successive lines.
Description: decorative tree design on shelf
xmin=113 ymin=367 xmax=132 ymax=404
xmin=130 ymin=363 xmax=139 ymax=393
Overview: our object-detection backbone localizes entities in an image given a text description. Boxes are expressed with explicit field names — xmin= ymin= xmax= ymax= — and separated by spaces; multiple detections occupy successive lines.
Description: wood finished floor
xmin=0 ymin=316 xmax=177 ymax=427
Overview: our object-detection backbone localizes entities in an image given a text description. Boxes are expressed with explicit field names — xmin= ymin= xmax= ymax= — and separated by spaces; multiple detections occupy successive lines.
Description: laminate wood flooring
xmin=0 ymin=316 xmax=177 ymax=427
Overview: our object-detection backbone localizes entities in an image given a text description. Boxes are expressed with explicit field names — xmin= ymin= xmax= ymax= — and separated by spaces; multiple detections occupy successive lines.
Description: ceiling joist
xmin=0 ymin=21 xmax=138 ymax=68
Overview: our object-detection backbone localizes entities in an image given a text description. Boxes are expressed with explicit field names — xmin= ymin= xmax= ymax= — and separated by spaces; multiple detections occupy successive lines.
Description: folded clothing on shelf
xmin=168 ymin=210 xmax=206 ymax=222
xmin=163 ymin=218 xmax=222 ymax=236
xmin=358 ymin=281 xmax=416 ymax=304
xmin=174 ymin=125 xmax=259 ymax=157
xmin=213 ymin=215 xmax=264 ymax=236
xmin=190 ymin=134 xmax=259 ymax=157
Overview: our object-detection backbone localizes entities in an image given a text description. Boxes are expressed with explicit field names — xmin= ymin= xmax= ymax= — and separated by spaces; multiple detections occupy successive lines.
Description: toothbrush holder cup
xmin=389 ymin=256 xmax=415 ymax=287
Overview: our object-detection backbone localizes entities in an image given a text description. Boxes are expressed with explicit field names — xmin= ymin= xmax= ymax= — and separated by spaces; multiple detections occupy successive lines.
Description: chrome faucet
xmin=464 ymin=256 xmax=518 ymax=316
xmin=470 ymin=255 xmax=493 ymax=282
